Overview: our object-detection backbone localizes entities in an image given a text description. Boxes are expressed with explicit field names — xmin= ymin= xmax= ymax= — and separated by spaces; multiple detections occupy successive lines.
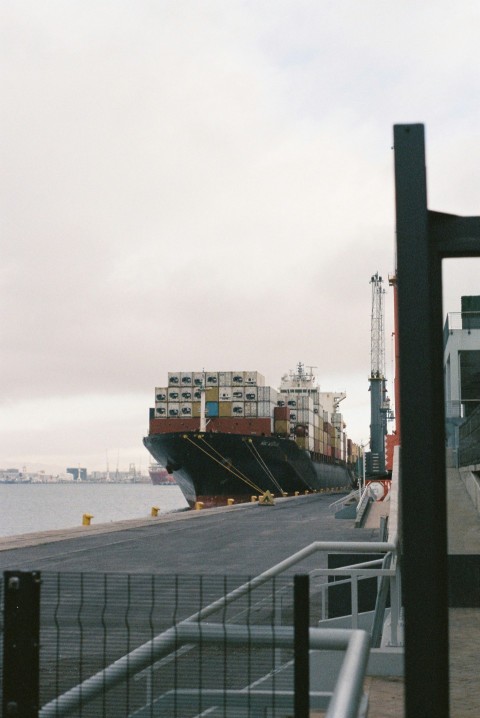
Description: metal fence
xmin=1 ymin=566 xmax=378 ymax=718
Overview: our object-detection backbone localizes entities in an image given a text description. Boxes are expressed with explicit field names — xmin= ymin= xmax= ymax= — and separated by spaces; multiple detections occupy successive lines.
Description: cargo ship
xmin=143 ymin=365 xmax=362 ymax=508
xmin=148 ymin=463 xmax=177 ymax=486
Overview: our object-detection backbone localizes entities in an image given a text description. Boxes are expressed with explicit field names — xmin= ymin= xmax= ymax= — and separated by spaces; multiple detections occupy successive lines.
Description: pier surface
xmin=2 ymin=473 xmax=480 ymax=716
xmin=0 ymin=492 xmax=378 ymax=572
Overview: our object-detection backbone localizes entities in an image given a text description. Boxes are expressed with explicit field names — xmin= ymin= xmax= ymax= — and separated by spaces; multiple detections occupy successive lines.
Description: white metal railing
xmin=329 ymin=489 xmax=360 ymax=513
xmin=40 ymin=539 xmax=396 ymax=718
xmin=356 ymin=484 xmax=372 ymax=511
xmin=40 ymin=454 xmax=401 ymax=718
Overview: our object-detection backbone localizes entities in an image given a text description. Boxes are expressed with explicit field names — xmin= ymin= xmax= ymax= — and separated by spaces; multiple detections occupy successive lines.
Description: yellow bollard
xmin=282 ymin=492 xmax=288 ymax=497
xmin=151 ymin=506 xmax=160 ymax=517
xmin=304 ymin=490 xmax=309 ymax=495
xmin=251 ymin=495 xmax=258 ymax=502
xmin=82 ymin=513 xmax=94 ymax=526
xmin=295 ymin=491 xmax=299 ymax=496
xmin=227 ymin=498 xmax=235 ymax=506
xmin=194 ymin=501 xmax=204 ymax=510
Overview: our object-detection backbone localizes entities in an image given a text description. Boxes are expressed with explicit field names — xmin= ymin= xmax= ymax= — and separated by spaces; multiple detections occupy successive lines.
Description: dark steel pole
xmin=394 ymin=124 xmax=449 ymax=717
xmin=3 ymin=571 xmax=41 ymax=718
xmin=294 ymin=574 xmax=310 ymax=718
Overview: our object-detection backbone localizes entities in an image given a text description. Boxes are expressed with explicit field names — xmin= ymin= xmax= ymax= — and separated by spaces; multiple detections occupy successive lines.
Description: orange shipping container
xmin=274 ymin=406 xmax=290 ymax=421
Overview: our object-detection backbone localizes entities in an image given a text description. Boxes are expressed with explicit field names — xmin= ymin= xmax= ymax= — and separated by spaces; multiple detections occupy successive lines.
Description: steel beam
xmin=394 ymin=123 xmax=480 ymax=717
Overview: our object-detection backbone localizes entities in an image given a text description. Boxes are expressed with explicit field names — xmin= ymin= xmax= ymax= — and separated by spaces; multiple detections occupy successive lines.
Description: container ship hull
xmin=144 ymin=366 xmax=362 ymax=508
xmin=143 ymin=431 xmax=354 ymax=508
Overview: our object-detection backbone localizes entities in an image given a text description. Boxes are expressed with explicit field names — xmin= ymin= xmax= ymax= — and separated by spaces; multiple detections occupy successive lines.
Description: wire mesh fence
xmin=5 ymin=572 xmax=315 ymax=718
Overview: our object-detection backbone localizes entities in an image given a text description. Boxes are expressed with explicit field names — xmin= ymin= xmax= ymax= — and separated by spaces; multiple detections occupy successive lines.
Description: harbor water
xmin=0 ymin=483 xmax=188 ymax=538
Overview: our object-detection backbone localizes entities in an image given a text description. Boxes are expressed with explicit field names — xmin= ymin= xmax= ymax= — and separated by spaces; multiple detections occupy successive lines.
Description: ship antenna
xmin=305 ymin=365 xmax=317 ymax=382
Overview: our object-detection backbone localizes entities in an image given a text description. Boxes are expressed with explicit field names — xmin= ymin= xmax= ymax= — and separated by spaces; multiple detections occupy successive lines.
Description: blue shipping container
xmin=206 ymin=401 xmax=219 ymax=417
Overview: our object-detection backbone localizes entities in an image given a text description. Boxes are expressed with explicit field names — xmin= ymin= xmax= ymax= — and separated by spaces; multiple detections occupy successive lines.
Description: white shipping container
xmin=193 ymin=389 xmax=202 ymax=401
xmin=245 ymin=401 xmax=258 ymax=417
xmin=231 ymin=372 xmax=245 ymax=385
xmin=231 ymin=387 xmax=244 ymax=400
xmin=180 ymin=388 xmax=193 ymax=401
xmin=232 ymin=401 xmax=244 ymax=416
xmin=167 ymin=402 xmax=180 ymax=417
xmin=155 ymin=387 xmax=167 ymax=402
xmin=257 ymin=386 xmax=278 ymax=402
xmin=286 ymin=397 xmax=297 ymax=408
xmin=180 ymin=372 xmax=193 ymax=385
xmin=258 ymin=401 xmax=274 ymax=418
xmin=244 ymin=371 xmax=265 ymax=386
xmin=168 ymin=388 xmax=181 ymax=401
xmin=179 ymin=402 xmax=193 ymax=416
xmin=218 ymin=371 xmax=232 ymax=386
xmin=219 ymin=387 xmax=233 ymax=401
xmin=155 ymin=402 xmax=167 ymax=417
xmin=168 ymin=372 xmax=181 ymax=386
xmin=205 ymin=372 xmax=219 ymax=385
xmin=296 ymin=409 xmax=314 ymax=424
xmin=193 ymin=372 xmax=204 ymax=386
xmin=244 ymin=387 xmax=258 ymax=401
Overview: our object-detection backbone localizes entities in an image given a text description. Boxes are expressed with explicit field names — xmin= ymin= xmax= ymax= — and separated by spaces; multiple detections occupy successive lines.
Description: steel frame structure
xmin=394 ymin=123 xmax=480 ymax=717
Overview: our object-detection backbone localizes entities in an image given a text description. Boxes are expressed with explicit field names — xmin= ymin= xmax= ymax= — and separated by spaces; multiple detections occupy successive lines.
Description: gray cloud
xmin=2 ymin=1 xmax=480 ymax=470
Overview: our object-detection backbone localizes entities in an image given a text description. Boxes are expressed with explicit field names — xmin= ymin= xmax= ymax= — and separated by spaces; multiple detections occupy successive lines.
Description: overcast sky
xmin=2 ymin=1 xmax=480 ymax=473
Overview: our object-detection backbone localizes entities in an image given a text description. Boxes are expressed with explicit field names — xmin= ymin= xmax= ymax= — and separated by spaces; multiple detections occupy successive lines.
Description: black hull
xmin=143 ymin=432 xmax=355 ymax=508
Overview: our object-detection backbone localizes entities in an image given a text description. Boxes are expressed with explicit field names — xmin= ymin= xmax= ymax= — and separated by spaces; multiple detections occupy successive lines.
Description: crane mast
xmin=370 ymin=272 xmax=385 ymax=379
xmin=366 ymin=272 xmax=388 ymax=477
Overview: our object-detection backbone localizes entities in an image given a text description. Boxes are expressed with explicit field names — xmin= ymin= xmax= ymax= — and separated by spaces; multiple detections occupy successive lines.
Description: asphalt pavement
xmin=0 ymin=493 xmax=381 ymax=574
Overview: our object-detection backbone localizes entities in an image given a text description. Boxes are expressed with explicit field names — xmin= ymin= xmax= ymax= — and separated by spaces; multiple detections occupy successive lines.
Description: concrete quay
xmin=361 ymin=467 xmax=480 ymax=718
xmin=2 ymin=473 xmax=480 ymax=717
xmin=0 ymin=492 xmax=380 ymax=574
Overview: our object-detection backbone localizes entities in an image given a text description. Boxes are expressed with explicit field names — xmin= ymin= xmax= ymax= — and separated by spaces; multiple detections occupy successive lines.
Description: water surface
xmin=0 ymin=483 xmax=188 ymax=537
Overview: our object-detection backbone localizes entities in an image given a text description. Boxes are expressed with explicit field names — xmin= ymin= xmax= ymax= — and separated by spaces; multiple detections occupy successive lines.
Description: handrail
xmin=173 ymin=623 xmax=371 ymax=718
xmin=39 ymin=538 xmax=397 ymax=718
xmin=356 ymin=484 xmax=372 ymax=510
xmin=329 ymin=489 xmax=360 ymax=513
xmin=40 ymin=454 xmax=401 ymax=718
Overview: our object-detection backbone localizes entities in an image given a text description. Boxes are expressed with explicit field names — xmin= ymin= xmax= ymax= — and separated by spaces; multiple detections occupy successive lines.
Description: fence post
xmin=2 ymin=571 xmax=41 ymax=718
xmin=294 ymin=574 xmax=309 ymax=718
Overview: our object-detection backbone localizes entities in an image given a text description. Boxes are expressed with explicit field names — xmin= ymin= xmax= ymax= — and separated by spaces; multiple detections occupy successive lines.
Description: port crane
xmin=365 ymin=272 xmax=393 ymax=481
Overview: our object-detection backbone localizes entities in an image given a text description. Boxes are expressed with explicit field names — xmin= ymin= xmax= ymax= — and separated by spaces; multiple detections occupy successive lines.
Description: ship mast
xmin=199 ymin=372 xmax=207 ymax=432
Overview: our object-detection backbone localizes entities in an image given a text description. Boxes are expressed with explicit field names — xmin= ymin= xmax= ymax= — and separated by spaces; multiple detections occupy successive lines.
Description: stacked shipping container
xmin=151 ymin=369 xmax=363 ymax=470
xmin=154 ymin=371 xmax=276 ymax=423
